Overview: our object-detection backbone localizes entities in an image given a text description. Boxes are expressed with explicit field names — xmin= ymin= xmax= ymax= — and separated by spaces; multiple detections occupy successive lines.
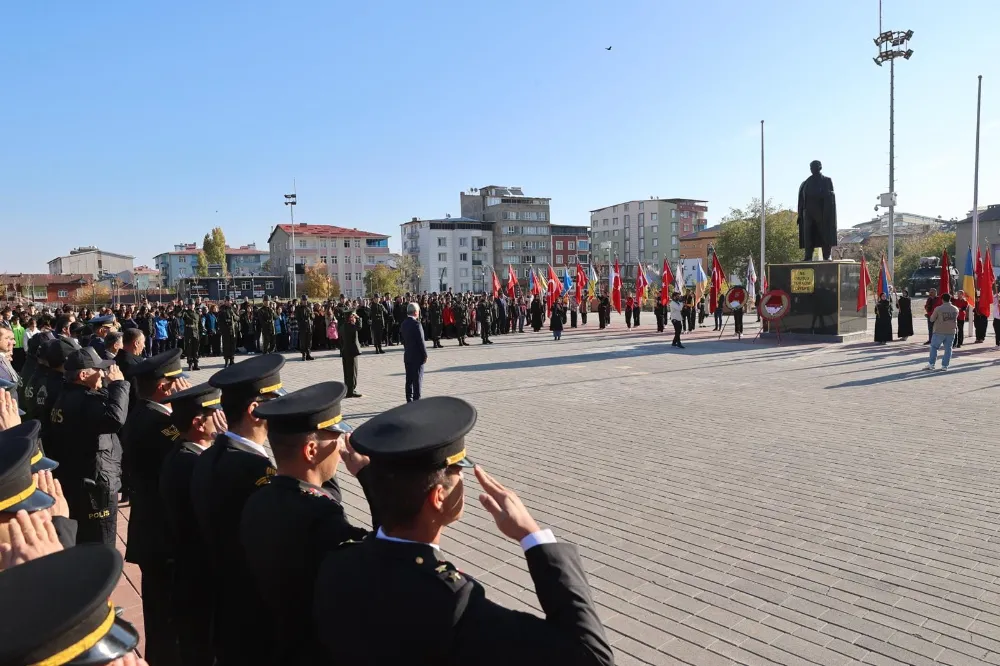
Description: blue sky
xmin=1 ymin=0 xmax=997 ymax=272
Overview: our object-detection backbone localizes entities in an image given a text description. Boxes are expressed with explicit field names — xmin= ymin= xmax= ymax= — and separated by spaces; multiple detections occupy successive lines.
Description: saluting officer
xmin=0 ymin=545 xmax=146 ymax=666
xmin=121 ymin=348 xmax=189 ymax=666
xmin=241 ymin=381 xmax=372 ymax=665
xmin=217 ymin=300 xmax=239 ymax=367
xmin=312 ymin=397 xmax=614 ymax=666
xmin=182 ymin=302 xmax=201 ymax=371
xmin=190 ymin=354 xmax=286 ymax=666
xmin=295 ymin=295 xmax=315 ymax=361
xmin=48 ymin=347 xmax=129 ymax=546
xmin=160 ymin=382 xmax=227 ymax=666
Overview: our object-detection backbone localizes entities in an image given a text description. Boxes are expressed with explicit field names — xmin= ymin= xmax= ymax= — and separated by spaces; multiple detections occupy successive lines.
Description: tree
xmin=395 ymin=256 xmax=424 ymax=294
xmin=303 ymin=263 xmax=341 ymax=300
xmin=195 ymin=251 xmax=209 ymax=277
xmin=364 ymin=264 xmax=401 ymax=297
xmin=202 ymin=227 xmax=228 ymax=275
xmin=715 ymin=198 xmax=800 ymax=276
xmin=71 ymin=282 xmax=111 ymax=307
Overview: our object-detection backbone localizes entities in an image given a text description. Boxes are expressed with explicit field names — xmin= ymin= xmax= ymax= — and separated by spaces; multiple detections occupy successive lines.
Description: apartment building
xmin=267 ymin=223 xmax=390 ymax=298
xmin=589 ymin=198 xmax=707 ymax=277
xmin=400 ymin=216 xmax=491 ymax=293
xmin=460 ymin=185 xmax=551 ymax=285
xmin=154 ymin=242 xmax=271 ymax=288
xmin=550 ymin=225 xmax=591 ymax=277
xmin=48 ymin=247 xmax=134 ymax=278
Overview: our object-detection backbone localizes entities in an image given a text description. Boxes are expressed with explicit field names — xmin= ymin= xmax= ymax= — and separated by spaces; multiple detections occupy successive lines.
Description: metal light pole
xmin=284 ymin=184 xmax=297 ymax=299
xmin=874 ymin=28 xmax=913 ymax=278
xmin=760 ymin=120 xmax=766 ymax=284
xmin=972 ymin=75 xmax=983 ymax=264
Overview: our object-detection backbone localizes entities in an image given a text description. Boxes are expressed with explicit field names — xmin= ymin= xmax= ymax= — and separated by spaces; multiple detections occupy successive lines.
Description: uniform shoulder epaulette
xmin=428 ymin=558 xmax=466 ymax=592
xmin=336 ymin=538 xmax=362 ymax=550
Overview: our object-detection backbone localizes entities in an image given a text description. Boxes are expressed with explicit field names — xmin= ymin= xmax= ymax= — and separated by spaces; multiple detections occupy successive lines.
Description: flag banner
xmin=506 ymin=264 xmax=518 ymax=298
xmin=939 ymin=249 xmax=951 ymax=295
xmin=878 ymin=255 xmax=891 ymax=297
xmin=575 ymin=263 xmax=587 ymax=305
xmin=746 ymin=256 xmax=758 ymax=304
xmin=587 ymin=263 xmax=598 ymax=301
xmin=635 ymin=263 xmax=649 ymax=301
xmin=660 ymin=257 xmax=674 ymax=305
xmin=611 ymin=258 xmax=622 ymax=313
xmin=858 ymin=256 xmax=872 ymax=311
xmin=962 ymin=246 xmax=976 ymax=301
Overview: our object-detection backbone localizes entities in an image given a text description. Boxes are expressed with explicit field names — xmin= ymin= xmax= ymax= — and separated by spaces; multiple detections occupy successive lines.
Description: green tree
xmin=395 ymin=256 xmax=424 ymax=294
xmin=364 ymin=264 xmax=401 ymax=297
xmin=195 ymin=251 xmax=209 ymax=277
xmin=202 ymin=227 xmax=228 ymax=275
xmin=715 ymin=198 xmax=800 ymax=276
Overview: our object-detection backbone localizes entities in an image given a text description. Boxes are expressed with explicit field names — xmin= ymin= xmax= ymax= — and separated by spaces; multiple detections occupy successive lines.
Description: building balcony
xmin=407 ymin=246 xmax=420 ymax=254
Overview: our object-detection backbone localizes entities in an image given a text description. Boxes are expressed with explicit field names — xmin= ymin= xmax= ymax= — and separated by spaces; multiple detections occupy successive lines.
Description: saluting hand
xmin=170 ymin=376 xmax=192 ymax=395
xmin=340 ymin=434 xmax=370 ymax=477
xmin=211 ymin=409 xmax=228 ymax=434
xmin=0 ymin=510 xmax=63 ymax=569
xmin=0 ymin=390 xmax=20 ymax=431
xmin=106 ymin=365 xmax=124 ymax=383
xmin=107 ymin=654 xmax=150 ymax=666
xmin=475 ymin=466 xmax=541 ymax=543
xmin=36 ymin=471 xmax=70 ymax=519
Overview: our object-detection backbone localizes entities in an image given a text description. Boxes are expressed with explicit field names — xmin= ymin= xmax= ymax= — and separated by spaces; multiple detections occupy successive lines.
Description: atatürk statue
xmin=797 ymin=160 xmax=837 ymax=261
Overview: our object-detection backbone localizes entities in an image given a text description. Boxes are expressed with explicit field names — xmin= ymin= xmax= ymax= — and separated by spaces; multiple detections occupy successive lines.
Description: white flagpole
xmin=760 ymin=120 xmax=766 ymax=289
xmin=970 ymin=75 xmax=982 ymax=338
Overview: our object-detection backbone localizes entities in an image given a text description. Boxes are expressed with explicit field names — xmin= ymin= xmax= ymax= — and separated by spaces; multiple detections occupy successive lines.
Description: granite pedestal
xmin=763 ymin=260 xmax=868 ymax=343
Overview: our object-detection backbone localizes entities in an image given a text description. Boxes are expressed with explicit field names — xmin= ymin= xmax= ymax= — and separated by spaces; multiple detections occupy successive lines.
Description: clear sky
xmin=2 ymin=0 xmax=997 ymax=272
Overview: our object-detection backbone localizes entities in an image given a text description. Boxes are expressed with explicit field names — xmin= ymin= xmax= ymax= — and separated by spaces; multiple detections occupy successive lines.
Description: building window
xmin=355 ymin=256 xmax=362 ymax=263
xmin=459 ymin=253 xmax=468 ymax=262
xmin=331 ymin=256 xmax=338 ymax=264
xmin=265 ymin=281 xmax=274 ymax=289
xmin=320 ymin=256 xmax=327 ymax=264
xmin=555 ymin=241 xmax=563 ymax=250
xmin=343 ymin=240 xmax=350 ymax=248
xmin=624 ymin=203 xmax=629 ymax=211
xmin=438 ymin=253 xmax=447 ymax=261
xmin=603 ymin=219 xmax=608 ymax=226
xmin=346 ymin=289 xmax=352 ymax=297
xmin=460 ymin=268 xmax=469 ymax=277
xmin=613 ymin=218 xmax=618 ymax=225
xmin=651 ymin=225 xmax=658 ymax=234
xmin=438 ymin=238 xmax=447 ymax=247
xmin=652 ymin=238 xmax=659 ymax=247
xmin=354 ymin=240 xmax=360 ymax=248
xmin=320 ymin=239 xmax=327 ymax=247
xmin=624 ymin=214 xmax=630 ymax=225
xmin=613 ymin=242 xmax=619 ymax=251
xmin=603 ymin=231 xmax=609 ymax=239
xmin=652 ymin=252 xmax=659 ymax=261
xmin=556 ymin=254 xmax=564 ymax=264
xmin=568 ymin=241 xmax=575 ymax=250
xmin=613 ymin=229 xmax=619 ymax=237
xmin=671 ymin=210 xmax=676 ymax=219
xmin=58 ymin=289 xmax=68 ymax=298
xmin=672 ymin=249 xmax=679 ymax=259
xmin=639 ymin=202 xmax=644 ymax=211
xmin=625 ymin=226 xmax=630 ymax=238
xmin=242 ymin=281 xmax=251 ymax=290
xmin=178 ymin=256 xmax=187 ymax=263
xmin=672 ymin=222 xmax=678 ymax=233
xmin=651 ymin=212 xmax=659 ymax=222
xmin=625 ymin=252 xmax=630 ymax=262
xmin=356 ymin=272 xmax=362 ymax=281
xmin=672 ymin=237 xmax=678 ymax=246
xmin=638 ymin=213 xmax=644 ymax=226
xmin=459 ymin=237 xmax=468 ymax=247
xmin=568 ymin=255 xmax=576 ymax=264
xmin=524 ymin=268 xmax=532 ymax=278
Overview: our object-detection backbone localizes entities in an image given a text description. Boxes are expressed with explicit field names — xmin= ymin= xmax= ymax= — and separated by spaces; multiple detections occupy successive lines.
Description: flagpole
xmin=972 ymin=75 xmax=982 ymax=273
xmin=760 ymin=119 xmax=766 ymax=285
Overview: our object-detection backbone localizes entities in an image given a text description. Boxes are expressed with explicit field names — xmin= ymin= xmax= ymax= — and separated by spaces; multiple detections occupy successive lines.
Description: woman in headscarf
xmin=896 ymin=288 xmax=913 ymax=341
xmin=874 ymin=293 xmax=893 ymax=344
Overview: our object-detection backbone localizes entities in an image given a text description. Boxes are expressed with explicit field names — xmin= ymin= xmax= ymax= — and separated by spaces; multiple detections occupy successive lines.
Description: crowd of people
xmin=0 ymin=303 xmax=616 ymax=665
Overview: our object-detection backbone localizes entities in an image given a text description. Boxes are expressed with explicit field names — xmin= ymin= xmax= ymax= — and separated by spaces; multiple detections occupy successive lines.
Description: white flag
xmin=746 ymin=256 xmax=758 ymax=303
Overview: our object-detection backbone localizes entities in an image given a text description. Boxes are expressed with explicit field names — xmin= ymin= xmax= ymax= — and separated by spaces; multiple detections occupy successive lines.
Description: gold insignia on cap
xmin=259 ymin=382 xmax=283 ymax=394
xmin=415 ymin=557 xmax=424 ymax=565
xmin=444 ymin=448 xmax=467 ymax=466
xmin=201 ymin=398 xmax=221 ymax=407
xmin=315 ymin=414 xmax=343 ymax=430
xmin=163 ymin=369 xmax=183 ymax=377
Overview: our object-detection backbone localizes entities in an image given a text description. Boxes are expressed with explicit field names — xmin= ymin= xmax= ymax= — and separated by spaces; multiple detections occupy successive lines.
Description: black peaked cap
xmin=350 ymin=396 xmax=476 ymax=469
xmin=253 ymin=381 xmax=351 ymax=434
xmin=209 ymin=353 xmax=286 ymax=398
xmin=131 ymin=348 xmax=184 ymax=379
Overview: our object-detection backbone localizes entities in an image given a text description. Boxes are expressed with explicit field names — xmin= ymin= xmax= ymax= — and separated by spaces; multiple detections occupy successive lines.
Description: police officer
xmin=191 ymin=354 xmax=286 ymax=666
xmin=160 ymin=382 xmax=226 ymax=666
xmin=121 ymin=348 xmax=189 ymax=666
xmin=218 ymin=300 xmax=239 ymax=367
xmin=35 ymin=337 xmax=79 ymax=465
xmin=312 ymin=397 xmax=614 ymax=666
xmin=87 ymin=314 xmax=116 ymax=357
xmin=477 ymin=296 xmax=493 ymax=344
xmin=48 ymin=347 xmax=129 ymax=546
xmin=295 ymin=295 xmax=315 ymax=361
xmin=0 ymin=545 xmax=147 ymax=666
xmin=20 ymin=331 xmax=54 ymax=422
xmin=183 ymin=302 xmax=201 ymax=371
xmin=241 ymin=381 xmax=371 ymax=665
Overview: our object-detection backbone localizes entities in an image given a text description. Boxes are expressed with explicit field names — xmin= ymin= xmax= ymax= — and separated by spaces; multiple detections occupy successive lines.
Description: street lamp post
xmin=873 ymin=27 xmax=914 ymax=278
xmin=284 ymin=186 xmax=297 ymax=299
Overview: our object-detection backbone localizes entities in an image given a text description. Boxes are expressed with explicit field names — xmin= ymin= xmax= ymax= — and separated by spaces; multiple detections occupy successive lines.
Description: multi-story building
xmin=267 ymin=223 xmax=390 ymax=298
xmin=679 ymin=224 xmax=721 ymax=269
xmin=154 ymin=242 xmax=271 ymax=288
xmin=589 ymin=198 xmax=707 ymax=278
xmin=400 ymin=216 xmax=491 ymax=293
xmin=550 ymin=225 xmax=591 ymax=277
xmin=460 ymin=185 xmax=551 ymax=286
xmin=116 ymin=266 xmax=163 ymax=291
xmin=48 ymin=247 xmax=134 ymax=278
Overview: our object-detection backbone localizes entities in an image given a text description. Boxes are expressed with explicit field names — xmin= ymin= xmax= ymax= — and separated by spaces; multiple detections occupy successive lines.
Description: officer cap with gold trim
xmin=162 ymin=382 xmax=222 ymax=411
xmin=253 ymin=381 xmax=352 ymax=434
xmin=0 ymin=436 xmax=54 ymax=514
xmin=0 ymin=419 xmax=57 ymax=473
xmin=0 ymin=544 xmax=139 ymax=666
xmin=131 ymin=348 xmax=186 ymax=380
xmin=350 ymin=396 xmax=476 ymax=469
xmin=209 ymin=353 xmax=287 ymax=399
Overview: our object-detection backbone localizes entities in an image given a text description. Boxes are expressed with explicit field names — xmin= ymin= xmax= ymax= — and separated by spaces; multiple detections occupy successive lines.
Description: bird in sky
xmin=605 ymin=46 xmax=612 ymax=50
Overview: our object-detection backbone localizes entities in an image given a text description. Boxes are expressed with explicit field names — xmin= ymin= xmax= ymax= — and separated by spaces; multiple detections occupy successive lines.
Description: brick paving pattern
xmin=113 ymin=314 xmax=1000 ymax=665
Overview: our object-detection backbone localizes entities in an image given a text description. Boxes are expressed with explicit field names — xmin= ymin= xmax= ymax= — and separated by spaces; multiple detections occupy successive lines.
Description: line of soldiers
xmin=0 ymin=350 xmax=615 ymax=666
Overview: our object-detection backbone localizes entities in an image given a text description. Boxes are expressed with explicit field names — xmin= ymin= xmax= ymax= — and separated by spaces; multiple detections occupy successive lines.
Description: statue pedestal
xmin=763 ymin=261 xmax=868 ymax=343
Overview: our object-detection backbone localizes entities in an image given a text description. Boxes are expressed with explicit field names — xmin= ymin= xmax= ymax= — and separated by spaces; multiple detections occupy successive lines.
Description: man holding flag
xmin=634 ymin=263 xmax=648 ymax=327
xmin=583 ymin=263 xmax=598 ymax=326
xmin=573 ymin=263 xmax=587 ymax=328
xmin=610 ymin=258 xmax=622 ymax=315
xmin=656 ymin=257 xmax=673 ymax=332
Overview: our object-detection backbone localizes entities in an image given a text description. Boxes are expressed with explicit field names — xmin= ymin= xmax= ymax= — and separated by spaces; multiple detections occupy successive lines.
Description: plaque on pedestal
xmin=764 ymin=261 xmax=868 ymax=342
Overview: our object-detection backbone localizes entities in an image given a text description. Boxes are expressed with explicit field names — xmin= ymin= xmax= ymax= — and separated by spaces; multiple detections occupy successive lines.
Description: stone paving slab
xmin=113 ymin=313 xmax=1000 ymax=664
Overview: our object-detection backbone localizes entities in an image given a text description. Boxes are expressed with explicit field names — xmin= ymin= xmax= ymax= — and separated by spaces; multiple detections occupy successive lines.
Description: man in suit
xmin=340 ymin=311 xmax=363 ymax=398
xmin=400 ymin=302 xmax=427 ymax=402
xmin=312 ymin=397 xmax=614 ymax=666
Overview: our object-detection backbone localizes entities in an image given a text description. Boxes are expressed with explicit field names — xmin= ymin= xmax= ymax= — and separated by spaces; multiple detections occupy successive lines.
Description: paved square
xmin=115 ymin=314 xmax=1000 ymax=665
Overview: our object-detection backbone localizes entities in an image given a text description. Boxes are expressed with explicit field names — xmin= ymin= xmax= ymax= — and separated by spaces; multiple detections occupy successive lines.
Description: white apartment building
xmin=400 ymin=216 xmax=492 ymax=293
xmin=267 ymin=223 xmax=390 ymax=298
xmin=589 ymin=198 xmax=708 ymax=273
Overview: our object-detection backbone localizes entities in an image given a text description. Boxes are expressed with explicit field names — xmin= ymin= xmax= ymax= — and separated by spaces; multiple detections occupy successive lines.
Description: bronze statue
xmin=797 ymin=160 xmax=837 ymax=261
